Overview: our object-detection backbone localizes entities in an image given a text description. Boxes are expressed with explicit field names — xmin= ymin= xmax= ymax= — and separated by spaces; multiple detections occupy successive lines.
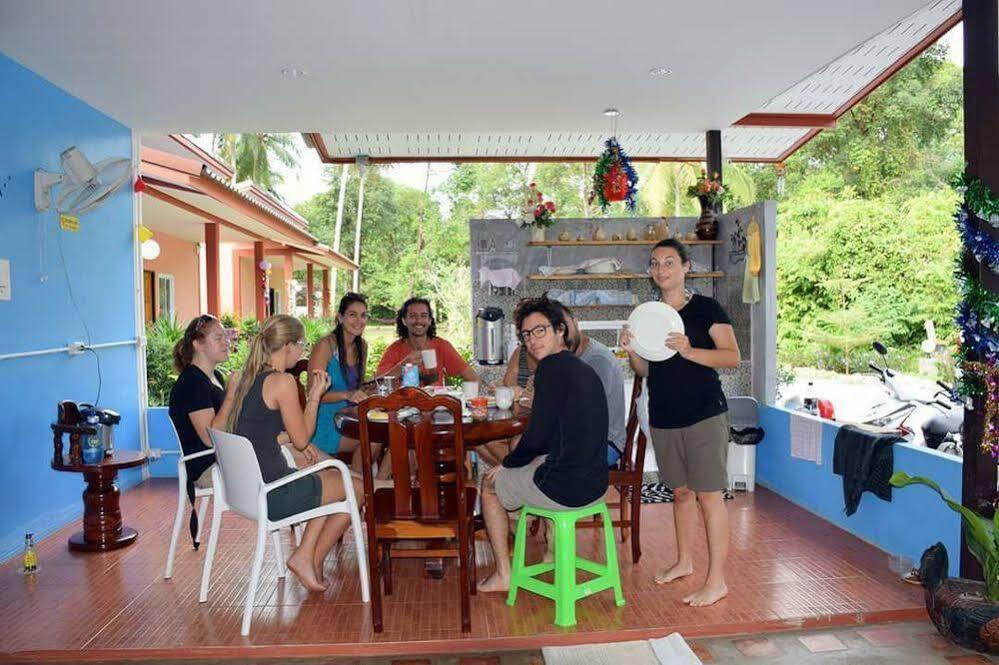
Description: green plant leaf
xmin=891 ymin=471 xmax=999 ymax=599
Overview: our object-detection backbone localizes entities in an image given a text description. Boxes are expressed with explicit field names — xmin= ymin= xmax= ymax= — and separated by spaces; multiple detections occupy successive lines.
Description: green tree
xmin=213 ymin=133 xmax=299 ymax=194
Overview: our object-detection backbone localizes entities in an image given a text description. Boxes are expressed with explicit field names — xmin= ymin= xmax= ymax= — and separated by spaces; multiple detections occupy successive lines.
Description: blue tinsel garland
xmin=612 ymin=138 xmax=640 ymax=211
xmin=958 ymin=206 xmax=999 ymax=272
xmin=955 ymin=202 xmax=999 ymax=368
xmin=592 ymin=138 xmax=639 ymax=212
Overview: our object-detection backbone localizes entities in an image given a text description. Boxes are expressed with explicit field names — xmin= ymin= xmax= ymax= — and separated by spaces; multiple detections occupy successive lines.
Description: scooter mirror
xmin=872 ymin=341 xmax=888 ymax=356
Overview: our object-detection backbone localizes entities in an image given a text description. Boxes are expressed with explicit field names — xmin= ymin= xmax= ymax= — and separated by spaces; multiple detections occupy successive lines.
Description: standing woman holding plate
xmin=620 ymin=238 xmax=740 ymax=607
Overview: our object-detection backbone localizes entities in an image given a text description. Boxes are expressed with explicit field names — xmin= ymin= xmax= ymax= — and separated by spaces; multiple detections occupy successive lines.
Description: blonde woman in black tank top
xmin=214 ymin=315 xmax=365 ymax=592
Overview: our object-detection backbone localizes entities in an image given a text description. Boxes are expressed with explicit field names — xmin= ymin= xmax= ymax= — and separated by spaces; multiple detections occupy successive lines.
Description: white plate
xmin=627 ymin=302 xmax=684 ymax=362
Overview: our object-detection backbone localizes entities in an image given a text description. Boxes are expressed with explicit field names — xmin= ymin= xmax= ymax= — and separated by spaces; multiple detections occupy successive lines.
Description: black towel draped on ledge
xmin=832 ymin=425 xmax=903 ymax=516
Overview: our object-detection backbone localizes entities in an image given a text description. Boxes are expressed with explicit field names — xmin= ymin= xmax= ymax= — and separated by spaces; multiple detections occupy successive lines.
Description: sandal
xmin=901 ymin=568 xmax=922 ymax=585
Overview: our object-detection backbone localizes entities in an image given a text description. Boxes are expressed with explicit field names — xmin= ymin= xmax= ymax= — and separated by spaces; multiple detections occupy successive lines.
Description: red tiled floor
xmin=733 ymin=636 xmax=780 ymax=658
xmin=798 ymin=632 xmax=848 ymax=652
xmin=0 ymin=479 xmax=925 ymax=660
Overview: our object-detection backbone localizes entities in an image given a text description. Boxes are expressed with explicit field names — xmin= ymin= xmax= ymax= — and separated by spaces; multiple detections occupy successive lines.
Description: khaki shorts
xmin=651 ymin=413 xmax=729 ymax=492
xmin=494 ymin=456 xmax=587 ymax=512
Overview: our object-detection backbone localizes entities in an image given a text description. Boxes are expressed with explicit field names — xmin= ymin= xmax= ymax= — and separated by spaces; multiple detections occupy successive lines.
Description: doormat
xmin=543 ymin=633 xmax=703 ymax=665
xmin=641 ymin=483 xmax=734 ymax=503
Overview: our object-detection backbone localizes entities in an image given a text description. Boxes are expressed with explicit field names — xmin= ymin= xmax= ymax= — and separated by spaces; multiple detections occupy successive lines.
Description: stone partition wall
xmin=468 ymin=205 xmax=777 ymax=401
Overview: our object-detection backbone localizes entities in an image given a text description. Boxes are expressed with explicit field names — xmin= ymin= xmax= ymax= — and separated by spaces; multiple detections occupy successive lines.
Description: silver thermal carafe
xmin=475 ymin=307 xmax=505 ymax=365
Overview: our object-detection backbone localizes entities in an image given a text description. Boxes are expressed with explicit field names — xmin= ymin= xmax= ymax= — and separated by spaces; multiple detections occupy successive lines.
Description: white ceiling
xmin=1 ymin=0 xmax=932 ymax=141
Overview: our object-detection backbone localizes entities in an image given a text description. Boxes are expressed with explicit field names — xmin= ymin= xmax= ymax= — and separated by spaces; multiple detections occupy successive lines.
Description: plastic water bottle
xmin=22 ymin=533 xmax=38 ymax=575
xmin=803 ymin=382 xmax=817 ymax=415
xmin=401 ymin=363 xmax=420 ymax=388
xmin=82 ymin=412 xmax=103 ymax=464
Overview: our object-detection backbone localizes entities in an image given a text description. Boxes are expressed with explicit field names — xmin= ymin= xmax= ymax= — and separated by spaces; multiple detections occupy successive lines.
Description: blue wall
xmin=0 ymin=52 xmax=141 ymax=561
xmin=757 ymin=405 xmax=962 ymax=577
xmin=146 ymin=406 xmax=181 ymax=478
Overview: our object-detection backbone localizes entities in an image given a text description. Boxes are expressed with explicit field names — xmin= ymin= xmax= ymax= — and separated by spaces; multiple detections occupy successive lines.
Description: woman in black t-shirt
xmin=168 ymin=315 xmax=231 ymax=487
xmin=168 ymin=315 xmax=231 ymax=545
xmin=621 ymin=239 xmax=741 ymax=608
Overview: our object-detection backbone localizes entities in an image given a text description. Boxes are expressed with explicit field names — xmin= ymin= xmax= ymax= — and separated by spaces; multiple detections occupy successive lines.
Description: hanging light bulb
xmin=141 ymin=238 xmax=161 ymax=260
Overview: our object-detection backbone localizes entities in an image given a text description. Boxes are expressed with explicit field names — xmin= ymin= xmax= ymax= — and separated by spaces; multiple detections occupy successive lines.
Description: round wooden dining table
xmin=336 ymin=402 xmax=531 ymax=445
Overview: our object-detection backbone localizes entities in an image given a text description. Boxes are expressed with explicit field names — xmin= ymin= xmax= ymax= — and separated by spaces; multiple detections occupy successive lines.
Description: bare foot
xmin=477 ymin=571 xmax=510 ymax=593
xmin=654 ymin=561 xmax=694 ymax=585
xmin=683 ymin=581 xmax=728 ymax=606
xmin=313 ymin=557 xmax=325 ymax=585
xmin=287 ymin=552 xmax=326 ymax=592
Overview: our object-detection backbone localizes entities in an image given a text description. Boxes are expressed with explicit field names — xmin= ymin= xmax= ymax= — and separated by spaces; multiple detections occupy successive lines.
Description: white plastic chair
xmin=204 ymin=428 xmax=370 ymax=636
xmin=164 ymin=417 xmax=215 ymax=579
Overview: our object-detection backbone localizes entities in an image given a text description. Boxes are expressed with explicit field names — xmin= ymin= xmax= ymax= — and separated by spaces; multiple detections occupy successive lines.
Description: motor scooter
xmin=859 ymin=342 xmax=963 ymax=455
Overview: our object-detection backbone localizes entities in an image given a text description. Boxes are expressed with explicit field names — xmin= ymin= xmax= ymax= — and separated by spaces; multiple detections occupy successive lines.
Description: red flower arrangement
xmin=521 ymin=182 xmax=557 ymax=228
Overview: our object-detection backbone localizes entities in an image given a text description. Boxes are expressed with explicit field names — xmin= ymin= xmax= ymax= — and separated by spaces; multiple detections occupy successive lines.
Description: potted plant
xmin=686 ymin=169 xmax=730 ymax=240
xmin=519 ymin=182 xmax=557 ymax=242
xmin=890 ymin=471 xmax=999 ymax=652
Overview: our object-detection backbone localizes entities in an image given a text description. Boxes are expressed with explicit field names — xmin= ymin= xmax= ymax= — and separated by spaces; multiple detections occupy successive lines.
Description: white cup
xmin=461 ymin=381 xmax=479 ymax=400
xmin=421 ymin=348 xmax=438 ymax=369
xmin=495 ymin=386 xmax=514 ymax=410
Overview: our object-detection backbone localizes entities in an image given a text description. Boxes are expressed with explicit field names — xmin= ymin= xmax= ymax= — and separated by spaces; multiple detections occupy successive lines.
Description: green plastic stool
xmin=506 ymin=501 xmax=625 ymax=627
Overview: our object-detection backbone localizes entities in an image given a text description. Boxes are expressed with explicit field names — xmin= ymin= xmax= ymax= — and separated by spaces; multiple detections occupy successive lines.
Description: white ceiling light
xmin=603 ymin=108 xmax=620 ymax=117
xmin=281 ymin=66 xmax=307 ymax=79
xmin=648 ymin=67 xmax=672 ymax=77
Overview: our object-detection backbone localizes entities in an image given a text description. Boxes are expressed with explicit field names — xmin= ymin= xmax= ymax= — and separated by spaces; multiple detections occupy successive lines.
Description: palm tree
xmin=638 ymin=162 xmax=700 ymax=216
xmin=212 ymin=133 xmax=299 ymax=194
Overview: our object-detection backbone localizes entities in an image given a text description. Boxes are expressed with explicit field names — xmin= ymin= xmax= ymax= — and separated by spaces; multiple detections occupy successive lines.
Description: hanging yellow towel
xmin=743 ymin=217 xmax=762 ymax=303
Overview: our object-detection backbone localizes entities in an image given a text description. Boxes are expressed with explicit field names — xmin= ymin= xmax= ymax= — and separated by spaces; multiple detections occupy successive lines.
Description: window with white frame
xmin=157 ymin=273 xmax=175 ymax=322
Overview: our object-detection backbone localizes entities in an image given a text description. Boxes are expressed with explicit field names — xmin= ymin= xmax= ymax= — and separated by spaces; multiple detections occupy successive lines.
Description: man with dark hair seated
xmin=477 ymin=297 xmax=609 ymax=593
xmin=375 ymin=297 xmax=480 ymax=385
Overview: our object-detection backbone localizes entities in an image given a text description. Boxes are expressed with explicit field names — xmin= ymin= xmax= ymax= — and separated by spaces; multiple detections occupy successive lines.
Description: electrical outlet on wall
xmin=0 ymin=259 xmax=9 ymax=301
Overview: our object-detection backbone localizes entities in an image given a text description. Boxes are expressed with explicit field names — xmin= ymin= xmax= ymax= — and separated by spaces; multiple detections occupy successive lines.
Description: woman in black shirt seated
xmin=478 ymin=297 xmax=609 ymax=593
xmin=169 ymin=315 xmax=230 ymax=500
xmin=213 ymin=314 xmax=363 ymax=592
xmin=621 ymin=238 xmax=741 ymax=607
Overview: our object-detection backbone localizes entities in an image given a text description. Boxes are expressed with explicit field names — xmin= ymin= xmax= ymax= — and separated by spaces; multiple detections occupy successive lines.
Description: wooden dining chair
xmin=575 ymin=375 xmax=648 ymax=563
xmin=357 ymin=387 xmax=477 ymax=633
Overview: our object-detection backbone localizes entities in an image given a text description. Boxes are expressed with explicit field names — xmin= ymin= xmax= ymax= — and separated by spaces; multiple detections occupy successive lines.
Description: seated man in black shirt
xmin=478 ymin=297 xmax=609 ymax=593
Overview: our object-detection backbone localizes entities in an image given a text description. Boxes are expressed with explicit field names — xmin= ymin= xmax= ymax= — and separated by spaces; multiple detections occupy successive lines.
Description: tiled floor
xmin=1 ymin=479 xmax=925 ymax=661
xmin=689 ymin=621 xmax=999 ymax=663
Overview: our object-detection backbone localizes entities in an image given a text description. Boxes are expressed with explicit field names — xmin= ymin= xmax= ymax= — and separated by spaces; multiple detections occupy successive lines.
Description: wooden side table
xmin=51 ymin=450 xmax=148 ymax=552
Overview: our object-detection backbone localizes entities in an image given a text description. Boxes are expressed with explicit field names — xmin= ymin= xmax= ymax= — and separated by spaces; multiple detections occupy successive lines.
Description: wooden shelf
xmin=527 ymin=239 xmax=723 ymax=247
xmin=527 ymin=271 xmax=724 ymax=281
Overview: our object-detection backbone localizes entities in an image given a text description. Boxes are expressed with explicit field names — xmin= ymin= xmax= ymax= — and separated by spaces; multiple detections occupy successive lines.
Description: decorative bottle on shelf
xmin=656 ymin=218 xmax=670 ymax=240
xmin=22 ymin=533 xmax=38 ymax=575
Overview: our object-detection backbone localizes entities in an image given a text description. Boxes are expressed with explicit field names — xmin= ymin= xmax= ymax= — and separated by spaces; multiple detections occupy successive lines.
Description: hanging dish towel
xmin=479 ymin=266 xmax=522 ymax=290
xmin=790 ymin=411 xmax=823 ymax=464
xmin=742 ymin=217 xmax=761 ymax=304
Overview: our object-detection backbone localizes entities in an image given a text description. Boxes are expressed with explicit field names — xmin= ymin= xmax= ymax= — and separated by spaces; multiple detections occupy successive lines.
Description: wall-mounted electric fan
xmin=35 ymin=146 xmax=131 ymax=215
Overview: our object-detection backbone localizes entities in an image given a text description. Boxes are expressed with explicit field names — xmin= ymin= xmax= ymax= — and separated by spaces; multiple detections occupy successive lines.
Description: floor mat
xmin=542 ymin=640 xmax=661 ymax=665
xmin=641 ymin=483 xmax=734 ymax=503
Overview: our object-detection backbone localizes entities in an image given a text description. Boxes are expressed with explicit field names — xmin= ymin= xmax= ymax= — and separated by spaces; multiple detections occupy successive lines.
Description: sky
xmin=193 ymin=23 xmax=964 ymax=210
